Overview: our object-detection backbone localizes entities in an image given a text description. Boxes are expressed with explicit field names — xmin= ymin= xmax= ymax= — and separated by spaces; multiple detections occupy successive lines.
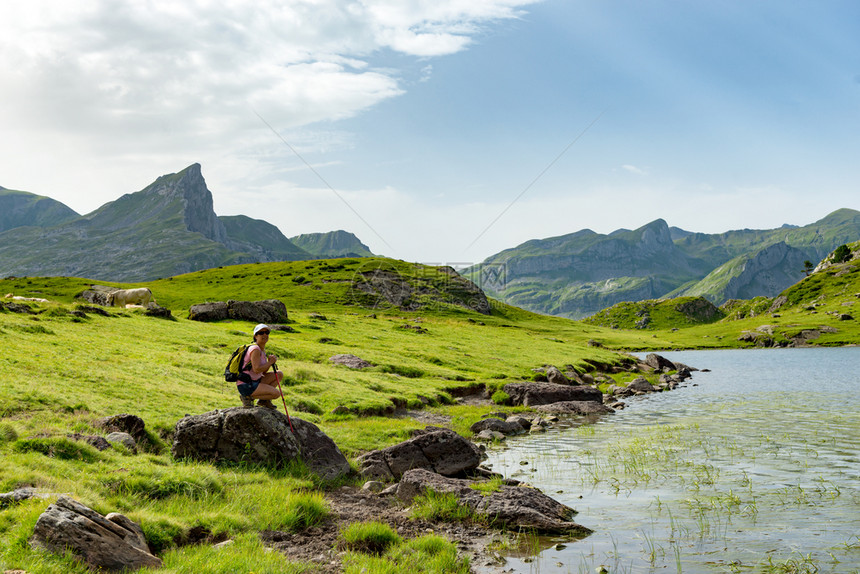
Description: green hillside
xmin=290 ymin=230 xmax=375 ymax=258
xmin=220 ymin=215 xmax=311 ymax=261
xmin=582 ymin=296 xmax=724 ymax=330
xmin=580 ymin=242 xmax=860 ymax=351
xmin=0 ymin=258 xmax=631 ymax=573
xmin=0 ymin=165 xmax=347 ymax=282
xmin=0 ymin=188 xmax=80 ymax=232
xmin=470 ymin=209 xmax=860 ymax=318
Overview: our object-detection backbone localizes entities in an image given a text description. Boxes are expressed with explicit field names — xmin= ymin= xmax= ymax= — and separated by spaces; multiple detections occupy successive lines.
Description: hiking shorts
xmin=236 ymin=381 xmax=260 ymax=397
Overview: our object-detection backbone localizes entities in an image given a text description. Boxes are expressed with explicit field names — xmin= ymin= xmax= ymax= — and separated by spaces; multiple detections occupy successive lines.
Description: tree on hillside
xmin=833 ymin=244 xmax=852 ymax=263
xmin=802 ymin=260 xmax=814 ymax=276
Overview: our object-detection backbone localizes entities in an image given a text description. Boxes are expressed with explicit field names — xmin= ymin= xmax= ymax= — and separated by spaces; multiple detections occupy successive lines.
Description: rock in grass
xmin=30 ymin=496 xmax=162 ymax=571
xmin=329 ymin=354 xmax=373 ymax=368
xmin=171 ymin=408 xmax=351 ymax=481
xmin=0 ymin=488 xmax=37 ymax=508
xmin=95 ymin=414 xmax=147 ymax=443
xmin=105 ymin=432 xmax=137 ymax=452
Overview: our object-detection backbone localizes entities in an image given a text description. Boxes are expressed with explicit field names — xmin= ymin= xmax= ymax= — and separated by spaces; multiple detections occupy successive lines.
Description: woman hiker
xmin=237 ymin=323 xmax=284 ymax=409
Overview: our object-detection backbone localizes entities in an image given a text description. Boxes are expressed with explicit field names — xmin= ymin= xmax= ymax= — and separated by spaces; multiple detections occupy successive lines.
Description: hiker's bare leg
xmin=260 ymin=371 xmax=283 ymax=387
xmin=250 ymin=382 xmax=281 ymax=400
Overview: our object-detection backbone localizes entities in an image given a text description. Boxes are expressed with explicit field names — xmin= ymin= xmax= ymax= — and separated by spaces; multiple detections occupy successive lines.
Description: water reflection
xmin=482 ymin=348 xmax=860 ymax=573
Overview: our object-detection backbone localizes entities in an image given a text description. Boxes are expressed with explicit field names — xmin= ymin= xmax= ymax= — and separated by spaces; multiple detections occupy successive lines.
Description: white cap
xmin=253 ymin=323 xmax=271 ymax=336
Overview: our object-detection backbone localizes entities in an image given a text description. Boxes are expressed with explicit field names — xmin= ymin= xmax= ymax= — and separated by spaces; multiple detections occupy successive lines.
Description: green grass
xmin=0 ymin=260 xmax=631 ymax=572
xmin=341 ymin=531 xmax=471 ymax=574
xmin=410 ymin=490 xmax=476 ymax=522
xmin=339 ymin=521 xmax=402 ymax=554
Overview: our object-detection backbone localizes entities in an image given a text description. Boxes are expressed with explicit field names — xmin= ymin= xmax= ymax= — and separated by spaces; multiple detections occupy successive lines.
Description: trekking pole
xmin=272 ymin=363 xmax=294 ymax=432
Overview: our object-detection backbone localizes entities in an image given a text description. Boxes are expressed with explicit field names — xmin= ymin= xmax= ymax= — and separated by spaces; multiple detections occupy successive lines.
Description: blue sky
xmin=2 ymin=1 xmax=858 ymax=265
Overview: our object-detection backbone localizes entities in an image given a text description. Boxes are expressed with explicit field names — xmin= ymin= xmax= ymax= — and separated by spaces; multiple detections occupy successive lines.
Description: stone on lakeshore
xmin=470 ymin=418 xmax=525 ymax=436
xmin=475 ymin=430 xmax=506 ymax=442
xmin=357 ymin=428 xmax=482 ymax=481
xmin=533 ymin=401 xmax=615 ymax=415
xmin=546 ymin=366 xmax=570 ymax=385
xmin=643 ymin=353 xmax=676 ymax=372
xmin=626 ymin=378 xmax=657 ymax=393
xmin=396 ymin=469 xmax=592 ymax=536
xmin=502 ymin=382 xmax=602 ymax=407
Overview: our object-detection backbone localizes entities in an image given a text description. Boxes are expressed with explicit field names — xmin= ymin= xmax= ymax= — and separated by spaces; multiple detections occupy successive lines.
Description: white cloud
xmin=0 ymin=0 xmax=537 ymax=213
xmin=621 ymin=164 xmax=648 ymax=176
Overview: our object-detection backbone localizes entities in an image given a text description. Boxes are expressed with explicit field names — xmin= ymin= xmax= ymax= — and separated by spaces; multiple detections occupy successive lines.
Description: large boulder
xmin=626 ymin=377 xmax=657 ymax=393
xmin=30 ymin=496 xmax=162 ymax=571
xmin=171 ymin=408 xmax=350 ymax=481
xmin=226 ymin=299 xmax=289 ymax=323
xmin=188 ymin=299 xmax=289 ymax=323
xmin=356 ymin=428 xmax=482 ymax=481
xmin=395 ymin=469 xmax=592 ymax=536
xmin=187 ymin=301 xmax=229 ymax=322
xmin=77 ymin=285 xmax=115 ymax=306
xmin=644 ymin=353 xmax=677 ymax=372
xmin=502 ymin=382 xmax=602 ymax=407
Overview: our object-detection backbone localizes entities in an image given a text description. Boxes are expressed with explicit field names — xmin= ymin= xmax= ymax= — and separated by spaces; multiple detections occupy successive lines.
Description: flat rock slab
xmin=533 ymin=401 xmax=615 ymax=415
xmin=30 ymin=496 xmax=161 ymax=571
xmin=503 ymin=382 xmax=602 ymax=407
xmin=396 ymin=469 xmax=592 ymax=536
xmin=172 ymin=408 xmax=350 ymax=481
xmin=357 ymin=428 xmax=482 ymax=481
xmin=329 ymin=354 xmax=373 ymax=368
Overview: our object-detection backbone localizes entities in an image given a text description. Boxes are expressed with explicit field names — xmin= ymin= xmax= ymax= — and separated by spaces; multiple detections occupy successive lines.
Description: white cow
xmin=108 ymin=287 xmax=153 ymax=307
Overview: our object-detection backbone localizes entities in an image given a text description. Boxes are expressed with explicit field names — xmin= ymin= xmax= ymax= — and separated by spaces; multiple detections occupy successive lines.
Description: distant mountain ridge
xmin=0 ymin=164 xmax=369 ymax=282
xmin=290 ymin=230 xmax=374 ymax=258
xmin=0 ymin=188 xmax=80 ymax=232
xmin=467 ymin=209 xmax=860 ymax=319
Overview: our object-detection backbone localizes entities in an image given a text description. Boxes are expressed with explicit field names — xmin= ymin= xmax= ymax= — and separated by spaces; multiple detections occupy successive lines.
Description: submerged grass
xmin=488 ymin=380 xmax=860 ymax=573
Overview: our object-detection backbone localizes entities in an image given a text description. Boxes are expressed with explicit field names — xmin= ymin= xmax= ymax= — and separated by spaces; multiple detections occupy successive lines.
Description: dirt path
xmin=260 ymin=486 xmax=510 ymax=573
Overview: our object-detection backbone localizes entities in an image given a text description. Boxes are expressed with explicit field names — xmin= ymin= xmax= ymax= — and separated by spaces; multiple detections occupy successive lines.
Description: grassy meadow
xmin=0 ymin=258 xmax=625 ymax=573
xmin=1 ymin=251 xmax=858 ymax=573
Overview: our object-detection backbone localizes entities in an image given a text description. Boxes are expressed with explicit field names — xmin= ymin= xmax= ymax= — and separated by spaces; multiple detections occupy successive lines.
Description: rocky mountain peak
xmin=144 ymin=164 xmax=227 ymax=244
xmin=634 ymin=219 xmax=673 ymax=253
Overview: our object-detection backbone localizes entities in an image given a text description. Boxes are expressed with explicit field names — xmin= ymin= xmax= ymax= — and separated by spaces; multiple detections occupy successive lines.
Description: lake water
xmin=482 ymin=348 xmax=860 ymax=574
